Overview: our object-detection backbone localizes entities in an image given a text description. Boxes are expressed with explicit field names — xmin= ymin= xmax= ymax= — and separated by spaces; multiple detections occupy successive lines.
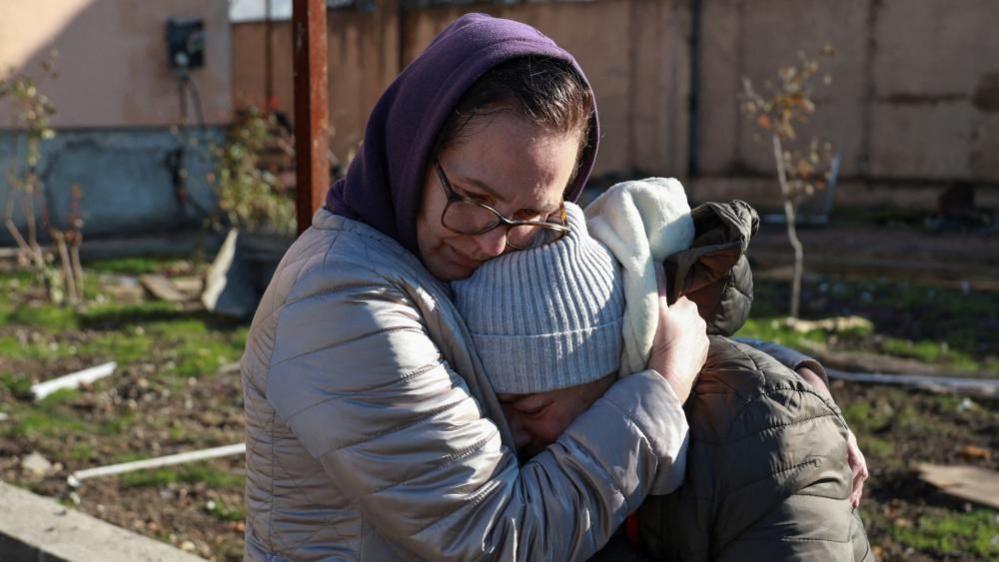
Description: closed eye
xmin=513 ymin=398 xmax=552 ymax=417
xmin=453 ymin=184 xmax=495 ymax=206
xmin=454 ymin=182 xmax=559 ymax=220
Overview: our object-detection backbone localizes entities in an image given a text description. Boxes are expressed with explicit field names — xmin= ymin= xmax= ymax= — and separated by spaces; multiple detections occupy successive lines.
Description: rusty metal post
xmin=293 ymin=0 xmax=329 ymax=235
xmin=264 ymin=0 xmax=273 ymax=109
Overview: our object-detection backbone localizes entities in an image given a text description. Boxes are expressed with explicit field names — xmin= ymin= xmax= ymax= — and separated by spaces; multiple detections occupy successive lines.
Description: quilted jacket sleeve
xmin=737 ymin=337 xmax=830 ymax=385
xmin=710 ymin=351 xmax=869 ymax=561
xmin=265 ymin=259 xmax=688 ymax=562
xmin=638 ymin=338 xmax=870 ymax=561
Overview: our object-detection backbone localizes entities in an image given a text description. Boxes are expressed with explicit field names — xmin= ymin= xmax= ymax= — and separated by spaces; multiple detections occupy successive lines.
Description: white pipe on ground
xmin=827 ymin=369 xmax=998 ymax=397
xmin=31 ymin=362 xmax=118 ymax=401
xmin=67 ymin=443 xmax=246 ymax=487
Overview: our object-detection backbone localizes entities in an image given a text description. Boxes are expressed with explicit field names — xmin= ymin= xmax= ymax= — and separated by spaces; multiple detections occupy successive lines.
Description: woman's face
xmin=416 ymin=112 xmax=583 ymax=281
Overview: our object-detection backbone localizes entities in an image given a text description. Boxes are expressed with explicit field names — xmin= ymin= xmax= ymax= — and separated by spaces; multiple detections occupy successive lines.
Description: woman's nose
xmin=472 ymin=227 xmax=509 ymax=258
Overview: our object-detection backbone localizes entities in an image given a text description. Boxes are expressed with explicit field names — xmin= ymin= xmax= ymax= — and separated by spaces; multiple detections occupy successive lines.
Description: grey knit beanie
xmin=451 ymin=203 xmax=624 ymax=394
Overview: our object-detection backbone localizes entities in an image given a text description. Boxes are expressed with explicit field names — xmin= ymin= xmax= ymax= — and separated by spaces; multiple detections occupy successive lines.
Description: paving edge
xmin=0 ymin=480 xmax=207 ymax=562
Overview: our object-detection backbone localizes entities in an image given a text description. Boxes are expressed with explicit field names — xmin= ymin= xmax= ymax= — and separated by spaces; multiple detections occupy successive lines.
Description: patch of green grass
xmin=181 ymin=464 xmax=245 ymax=489
xmin=119 ymin=462 xmax=245 ymax=490
xmin=854 ymin=434 xmax=894 ymax=459
xmin=85 ymin=257 xmax=175 ymax=276
xmin=880 ymin=338 xmax=982 ymax=372
xmin=0 ymin=336 xmax=74 ymax=362
xmin=168 ymin=423 xmax=189 ymax=442
xmin=882 ymin=284 xmax=999 ymax=318
xmin=753 ymin=278 xmax=998 ymax=361
xmin=70 ymin=444 xmax=97 ymax=461
xmin=150 ymin=319 xmax=246 ymax=379
xmin=842 ymin=401 xmax=894 ymax=435
xmin=169 ymin=338 xmax=243 ymax=378
xmin=149 ymin=318 xmax=210 ymax=338
xmin=120 ymin=468 xmax=180 ymax=488
xmin=6 ymin=304 xmax=79 ymax=331
xmin=78 ymin=331 xmax=154 ymax=365
xmin=0 ymin=271 xmax=38 ymax=314
xmin=735 ymin=318 xmax=831 ymax=350
xmin=890 ymin=403 xmax=925 ymax=434
xmin=38 ymin=388 xmax=78 ymax=407
xmin=0 ymin=372 xmax=33 ymax=398
xmin=3 ymin=404 xmax=93 ymax=439
xmin=81 ymin=274 xmax=109 ymax=301
xmin=98 ymin=412 xmax=137 ymax=437
xmin=78 ymin=301 xmax=184 ymax=329
xmin=0 ymin=270 xmax=37 ymax=285
xmin=890 ymin=509 xmax=998 ymax=558
xmin=205 ymin=499 xmax=245 ymax=522
xmin=842 ymin=389 xmax=927 ymax=437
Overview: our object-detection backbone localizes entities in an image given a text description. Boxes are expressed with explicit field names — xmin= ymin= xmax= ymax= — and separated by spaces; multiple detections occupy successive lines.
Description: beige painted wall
xmin=406 ymin=0 xmax=691 ymax=177
xmin=0 ymin=0 xmax=232 ymax=128
xmin=232 ymin=4 xmax=399 ymax=161
xmin=232 ymin=0 xmax=691 ymax=177
xmin=231 ymin=0 xmax=998 ymax=208
xmin=698 ymin=0 xmax=999 ymax=187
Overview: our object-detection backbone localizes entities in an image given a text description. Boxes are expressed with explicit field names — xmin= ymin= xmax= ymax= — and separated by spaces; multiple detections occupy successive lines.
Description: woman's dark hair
xmin=434 ymin=56 xmax=595 ymax=172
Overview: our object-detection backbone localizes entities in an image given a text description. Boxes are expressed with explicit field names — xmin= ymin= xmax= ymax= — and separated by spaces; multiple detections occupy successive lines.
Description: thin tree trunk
xmin=51 ymin=229 xmax=77 ymax=305
xmin=21 ymin=187 xmax=45 ymax=270
xmin=5 ymin=217 xmax=32 ymax=266
xmin=70 ymin=234 xmax=84 ymax=302
xmin=772 ymin=134 xmax=803 ymax=318
xmin=5 ymin=188 xmax=38 ymax=267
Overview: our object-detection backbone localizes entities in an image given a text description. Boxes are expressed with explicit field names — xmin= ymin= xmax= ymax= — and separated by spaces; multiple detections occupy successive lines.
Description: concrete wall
xmin=0 ymin=1 xmax=230 ymax=242
xmin=0 ymin=128 xmax=219 ymax=240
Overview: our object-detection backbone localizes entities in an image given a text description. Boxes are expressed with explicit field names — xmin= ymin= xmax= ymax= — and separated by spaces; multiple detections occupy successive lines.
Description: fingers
xmin=847 ymin=430 xmax=869 ymax=509
xmin=850 ymin=465 xmax=864 ymax=509
xmin=850 ymin=472 xmax=865 ymax=509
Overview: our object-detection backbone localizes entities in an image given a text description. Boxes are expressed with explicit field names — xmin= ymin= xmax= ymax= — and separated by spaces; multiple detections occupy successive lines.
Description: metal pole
xmin=265 ymin=0 xmax=273 ymax=109
xmin=293 ymin=0 xmax=330 ymax=235
xmin=687 ymin=0 xmax=702 ymax=178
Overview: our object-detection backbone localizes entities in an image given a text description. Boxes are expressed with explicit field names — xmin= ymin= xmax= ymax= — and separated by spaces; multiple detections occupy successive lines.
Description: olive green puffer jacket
xmin=637 ymin=200 xmax=872 ymax=561
xmin=638 ymin=337 xmax=873 ymax=561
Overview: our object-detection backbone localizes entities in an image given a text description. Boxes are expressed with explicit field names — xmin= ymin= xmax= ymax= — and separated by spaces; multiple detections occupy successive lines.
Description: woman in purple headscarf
xmin=241 ymin=13 xmax=707 ymax=560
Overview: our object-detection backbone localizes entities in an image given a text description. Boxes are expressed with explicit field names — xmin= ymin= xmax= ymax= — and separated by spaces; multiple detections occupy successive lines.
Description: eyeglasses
xmin=435 ymin=160 xmax=568 ymax=250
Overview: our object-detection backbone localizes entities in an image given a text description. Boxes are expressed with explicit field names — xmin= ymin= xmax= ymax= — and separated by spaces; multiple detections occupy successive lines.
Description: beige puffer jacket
xmin=240 ymin=209 xmax=690 ymax=561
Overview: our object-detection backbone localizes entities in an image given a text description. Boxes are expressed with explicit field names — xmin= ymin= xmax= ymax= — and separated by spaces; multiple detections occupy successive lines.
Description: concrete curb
xmin=0 ymin=480 xmax=207 ymax=562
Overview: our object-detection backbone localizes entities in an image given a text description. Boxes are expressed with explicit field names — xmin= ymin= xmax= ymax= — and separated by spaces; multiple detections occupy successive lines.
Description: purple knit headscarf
xmin=324 ymin=13 xmax=601 ymax=255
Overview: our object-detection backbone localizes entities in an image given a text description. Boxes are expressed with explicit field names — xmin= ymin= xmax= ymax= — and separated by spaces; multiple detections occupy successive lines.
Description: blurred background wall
xmin=0 ymin=0 xmax=230 ymax=240
xmin=1 ymin=0 xmax=995 ymax=244
xmin=233 ymin=0 xmax=999 ymax=210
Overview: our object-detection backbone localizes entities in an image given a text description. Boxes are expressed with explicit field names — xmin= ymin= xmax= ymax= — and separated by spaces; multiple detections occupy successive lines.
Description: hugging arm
xmin=639 ymin=338 xmax=872 ymax=562
xmin=265 ymin=260 xmax=689 ymax=562
xmin=735 ymin=337 xmax=829 ymax=384
xmin=736 ymin=337 xmax=868 ymax=507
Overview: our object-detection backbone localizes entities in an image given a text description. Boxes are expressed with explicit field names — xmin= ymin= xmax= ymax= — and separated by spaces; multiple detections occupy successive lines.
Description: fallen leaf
xmin=959 ymin=445 xmax=991 ymax=460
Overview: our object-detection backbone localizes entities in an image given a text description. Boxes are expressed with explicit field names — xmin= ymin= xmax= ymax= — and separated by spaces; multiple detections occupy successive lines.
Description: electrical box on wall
xmin=166 ymin=18 xmax=205 ymax=70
